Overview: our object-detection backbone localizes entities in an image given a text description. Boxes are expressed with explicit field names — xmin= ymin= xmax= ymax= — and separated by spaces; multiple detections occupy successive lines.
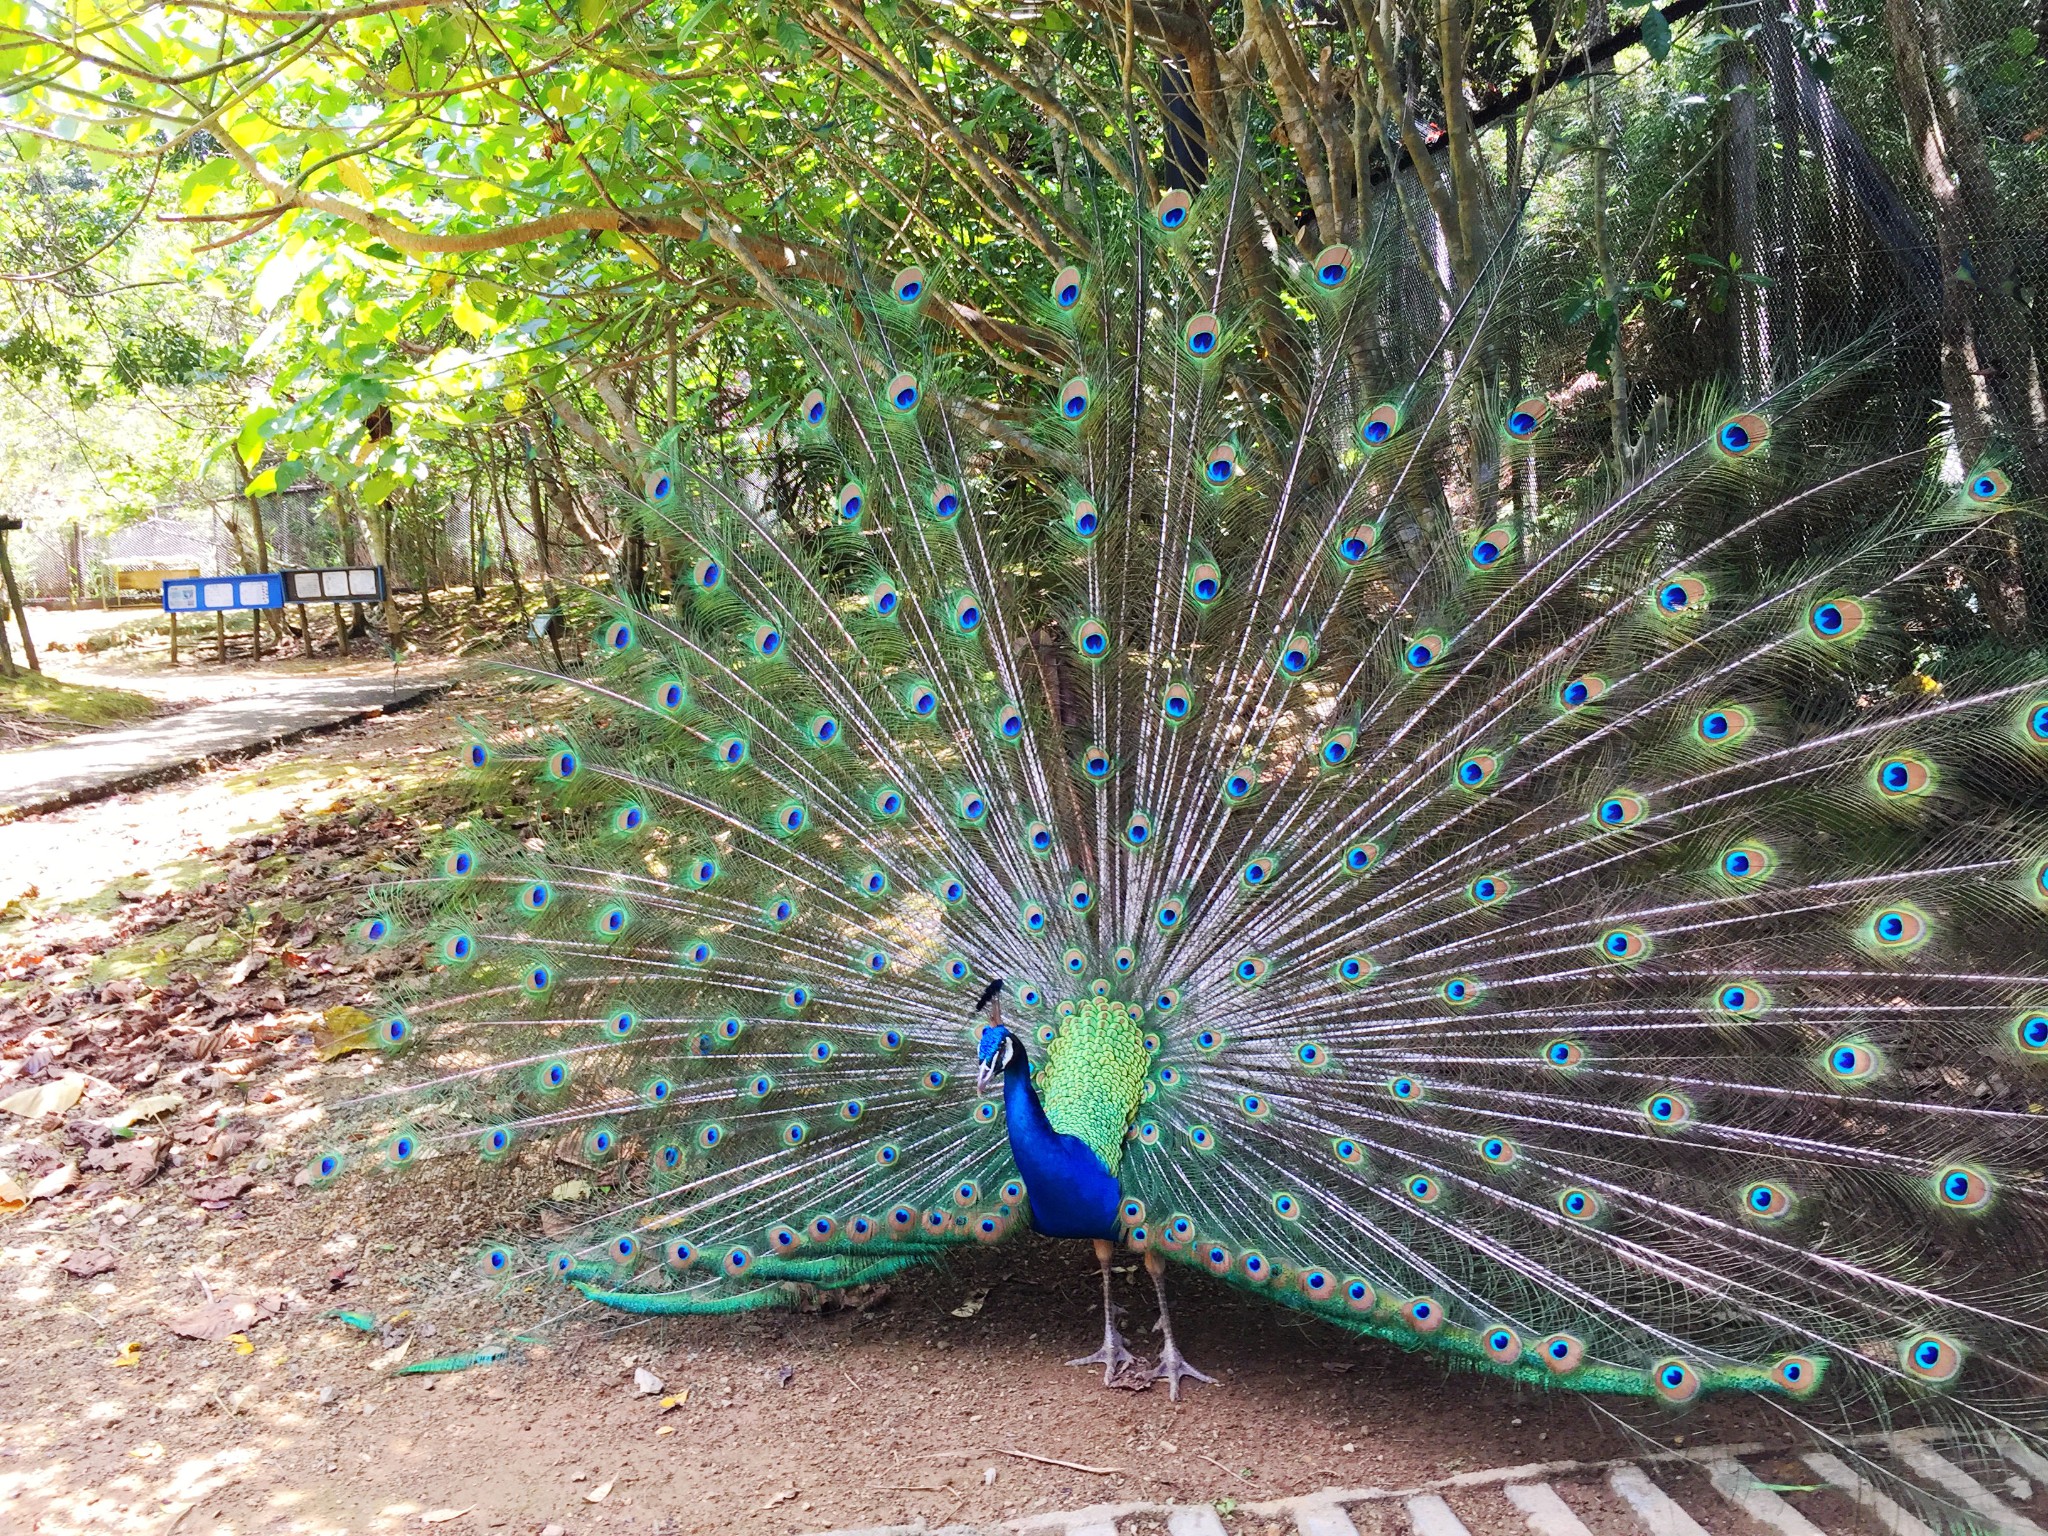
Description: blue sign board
xmin=161 ymin=573 xmax=285 ymax=613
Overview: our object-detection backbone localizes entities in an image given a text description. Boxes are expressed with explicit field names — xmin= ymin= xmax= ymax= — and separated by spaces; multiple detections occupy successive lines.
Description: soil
xmin=0 ymin=680 xmax=1807 ymax=1536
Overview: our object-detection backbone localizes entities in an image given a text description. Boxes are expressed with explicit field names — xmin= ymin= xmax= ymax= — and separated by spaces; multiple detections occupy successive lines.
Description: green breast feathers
xmin=1035 ymin=996 xmax=1150 ymax=1175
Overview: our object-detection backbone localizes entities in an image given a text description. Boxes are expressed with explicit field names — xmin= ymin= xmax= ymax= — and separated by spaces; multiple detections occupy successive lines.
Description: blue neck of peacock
xmin=1001 ymin=1046 xmax=1061 ymax=1158
xmin=998 ymin=1035 xmax=1122 ymax=1241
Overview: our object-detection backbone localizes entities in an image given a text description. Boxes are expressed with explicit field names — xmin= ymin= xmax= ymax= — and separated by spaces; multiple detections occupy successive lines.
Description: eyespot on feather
xmin=1715 ymin=412 xmax=1769 ymax=457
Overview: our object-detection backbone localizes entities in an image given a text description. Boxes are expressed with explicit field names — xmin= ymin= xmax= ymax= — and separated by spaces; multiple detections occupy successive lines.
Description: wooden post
xmin=0 ymin=596 xmax=14 ymax=679
xmin=169 ymin=612 xmax=179 ymax=665
xmin=297 ymin=602 xmax=312 ymax=657
xmin=333 ymin=602 xmax=348 ymax=657
xmin=68 ymin=522 xmax=83 ymax=610
xmin=215 ymin=611 xmax=226 ymax=664
xmin=0 ymin=522 xmax=39 ymax=674
xmin=252 ymin=608 xmax=263 ymax=660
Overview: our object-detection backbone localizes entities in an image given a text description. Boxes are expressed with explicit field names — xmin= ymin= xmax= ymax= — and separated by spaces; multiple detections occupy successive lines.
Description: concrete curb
xmin=0 ymin=680 xmax=454 ymax=822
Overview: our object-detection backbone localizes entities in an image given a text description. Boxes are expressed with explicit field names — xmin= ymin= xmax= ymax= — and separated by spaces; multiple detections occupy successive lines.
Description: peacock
xmin=323 ymin=134 xmax=2048 ymax=1455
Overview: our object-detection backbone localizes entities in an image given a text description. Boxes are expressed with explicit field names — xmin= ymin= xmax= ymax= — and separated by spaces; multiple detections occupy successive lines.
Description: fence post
xmin=0 ymin=519 xmax=39 ymax=674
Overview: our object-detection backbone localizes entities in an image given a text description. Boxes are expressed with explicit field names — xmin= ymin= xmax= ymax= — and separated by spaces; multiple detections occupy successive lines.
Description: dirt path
xmin=0 ymin=683 xmax=1792 ymax=1536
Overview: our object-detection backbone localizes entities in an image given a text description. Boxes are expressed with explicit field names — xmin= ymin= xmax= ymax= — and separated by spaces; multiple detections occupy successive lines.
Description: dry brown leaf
xmin=61 ymin=1249 xmax=118 ymax=1279
xmin=29 ymin=1162 xmax=77 ymax=1201
xmin=950 ymin=1286 xmax=990 ymax=1319
xmin=166 ymin=1294 xmax=280 ymax=1341
xmin=105 ymin=1093 xmax=184 ymax=1129
xmin=761 ymin=1489 xmax=797 ymax=1509
xmin=583 ymin=1480 xmax=614 ymax=1504
xmin=0 ymin=1075 xmax=86 ymax=1119
xmin=550 ymin=1178 xmax=593 ymax=1202
xmin=187 ymin=1174 xmax=255 ymax=1204
xmin=420 ymin=1509 xmax=472 ymax=1526
xmin=315 ymin=1004 xmax=375 ymax=1060
xmin=0 ymin=1172 xmax=27 ymax=1215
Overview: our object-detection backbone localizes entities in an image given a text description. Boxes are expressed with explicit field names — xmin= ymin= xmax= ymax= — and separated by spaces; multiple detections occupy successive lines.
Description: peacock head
xmin=976 ymin=1024 xmax=1025 ymax=1095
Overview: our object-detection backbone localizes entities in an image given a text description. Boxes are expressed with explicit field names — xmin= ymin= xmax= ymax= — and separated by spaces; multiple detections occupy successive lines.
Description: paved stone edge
xmin=0 ymin=681 xmax=454 ymax=823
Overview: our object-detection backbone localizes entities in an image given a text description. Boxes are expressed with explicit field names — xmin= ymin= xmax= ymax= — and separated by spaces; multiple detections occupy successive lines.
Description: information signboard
xmin=161 ymin=573 xmax=285 ymax=613
xmin=282 ymin=566 xmax=386 ymax=603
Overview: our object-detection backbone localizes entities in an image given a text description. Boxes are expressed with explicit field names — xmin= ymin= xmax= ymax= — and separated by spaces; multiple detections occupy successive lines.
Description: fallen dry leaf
xmin=104 ymin=1093 xmax=184 ymax=1129
xmin=0 ymin=1173 xmax=26 ymax=1214
xmin=187 ymin=1174 xmax=255 ymax=1204
xmin=29 ymin=1162 xmax=77 ymax=1201
xmin=950 ymin=1285 xmax=990 ymax=1319
xmin=230 ymin=1333 xmax=254 ymax=1356
xmin=584 ymin=1480 xmax=614 ymax=1504
xmin=315 ymin=1004 xmax=375 ymax=1060
xmin=550 ymin=1178 xmax=593 ymax=1203
xmin=110 ymin=1341 xmax=142 ymax=1367
xmin=166 ymin=1294 xmax=280 ymax=1341
xmin=761 ymin=1489 xmax=797 ymax=1509
xmin=420 ymin=1510 xmax=472 ymax=1526
xmin=61 ymin=1249 xmax=119 ymax=1279
xmin=0 ymin=1075 xmax=86 ymax=1119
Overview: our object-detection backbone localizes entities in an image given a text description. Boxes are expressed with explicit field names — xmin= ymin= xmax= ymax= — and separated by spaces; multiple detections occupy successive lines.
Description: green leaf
xmin=1641 ymin=5 xmax=1672 ymax=61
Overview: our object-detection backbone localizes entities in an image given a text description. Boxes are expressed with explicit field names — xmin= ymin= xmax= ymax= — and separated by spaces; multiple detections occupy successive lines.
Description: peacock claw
xmin=1147 ymin=1342 xmax=1217 ymax=1402
xmin=1068 ymin=1326 xmax=1142 ymax=1386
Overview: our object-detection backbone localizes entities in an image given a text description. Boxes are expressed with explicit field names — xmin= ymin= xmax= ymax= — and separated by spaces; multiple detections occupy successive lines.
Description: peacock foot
xmin=1147 ymin=1340 xmax=1216 ymax=1402
xmin=1068 ymin=1324 xmax=1144 ymax=1387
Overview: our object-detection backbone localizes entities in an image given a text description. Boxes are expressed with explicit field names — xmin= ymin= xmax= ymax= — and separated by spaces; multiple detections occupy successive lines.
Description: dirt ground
xmin=0 ymin=681 xmax=1800 ymax=1536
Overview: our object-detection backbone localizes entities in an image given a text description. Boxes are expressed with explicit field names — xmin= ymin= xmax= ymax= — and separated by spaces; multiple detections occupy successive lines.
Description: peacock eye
xmin=1183 ymin=312 xmax=1221 ymax=357
xmin=837 ymin=480 xmax=865 ymax=521
xmin=1967 ymin=467 xmax=2010 ymax=505
xmin=1333 ymin=524 xmax=1379 ymax=565
xmin=1203 ymin=443 xmax=1238 ymax=484
xmin=801 ymin=388 xmax=828 ymax=426
xmin=1874 ymin=755 xmax=1932 ymax=798
xmin=1068 ymin=496 xmax=1100 ymax=539
xmin=1124 ymin=810 xmax=1155 ymax=848
xmin=1404 ymin=633 xmax=1445 ymax=670
xmin=1656 ymin=575 xmax=1709 ymax=615
xmin=1321 ymin=727 xmax=1356 ymax=767
xmin=1312 ymin=243 xmax=1353 ymax=287
xmin=1806 ymin=596 xmax=1869 ymax=642
xmin=1277 ymin=632 xmax=1316 ymax=675
xmin=1868 ymin=905 xmax=1929 ymax=950
xmin=1454 ymin=751 xmax=1500 ymax=789
xmin=1155 ymin=896 xmax=1184 ymax=929
xmin=1696 ymin=704 xmax=1754 ymax=745
xmin=1071 ymin=618 xmax=1110 ymax=658
xmin=1358 ymin=403 xmax=1401 ymax=447
xmin=1154 ymin=189 xmax=1192 ymax=229
xmin=948 ymin=591 xmax=984 ymax=634
xmin=1160 ymin=681 xmax=1196 ymax=721
xmin=1466 ymin=524 xmax=1513 ymax=569
xmin=1559 ymin=674 xmax=1607 ymax=710
xmin=1716 ymin=411 xmax=1770 ymax=457
xmin=1504 ymin=396 xmax=1550 ymax=438
xmin=1051 ymin=263 xmax=1083 ymax=310
xmin=1343 ymin=841 xmax=1381 ymax=873
xmin=1059 ymin=375 xmax=1093 ymax=421
xmin=892 ymin=264 xmax=926 ymax=303
xmin=1598 ymin=926 xmax=1651 ymax=962
xmin=1186 ymin=561 xmax=1223 ymax=605
xmin=886 ymin=371 xmax=920 ymax=412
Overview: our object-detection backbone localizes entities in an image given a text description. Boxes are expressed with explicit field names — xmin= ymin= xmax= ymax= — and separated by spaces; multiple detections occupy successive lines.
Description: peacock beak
xmin=977 ymin=1058 xmax=999 ymax=1096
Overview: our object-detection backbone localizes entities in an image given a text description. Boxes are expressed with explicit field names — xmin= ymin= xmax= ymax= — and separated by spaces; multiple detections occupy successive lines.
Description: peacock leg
xmin=1067 ymin=1238 xmax=1142 ymax=1385
xmin=1143 ymin=1247 xmax=1215 ymax=1401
